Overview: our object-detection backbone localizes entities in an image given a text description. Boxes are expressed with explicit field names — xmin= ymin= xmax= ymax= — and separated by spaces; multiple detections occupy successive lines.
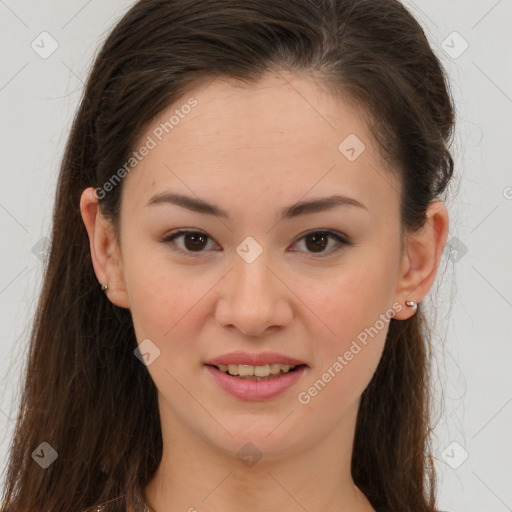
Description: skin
xmin=80 ymin=71 xmax=449 ymax=512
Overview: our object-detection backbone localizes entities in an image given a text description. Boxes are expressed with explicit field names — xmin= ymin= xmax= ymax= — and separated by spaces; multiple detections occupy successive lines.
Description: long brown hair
xmin=1 ymin=1 xmax=455 ymax=511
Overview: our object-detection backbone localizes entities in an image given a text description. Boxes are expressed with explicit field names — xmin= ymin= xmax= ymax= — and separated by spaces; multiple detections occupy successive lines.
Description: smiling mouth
xmin=207 ymin=363 xmax=305 ymax=381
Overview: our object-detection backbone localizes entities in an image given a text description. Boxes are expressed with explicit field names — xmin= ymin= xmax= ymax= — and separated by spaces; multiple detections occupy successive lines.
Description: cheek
xmin=297 ymin=252 xmax=395 ymax=407
xmin=297 ymin=303 xmax=389 ymax=416
xmin=307 ymin=258 xmax=392 ymax=346
xmin=120 ymin=238 xmax=198 ymax=341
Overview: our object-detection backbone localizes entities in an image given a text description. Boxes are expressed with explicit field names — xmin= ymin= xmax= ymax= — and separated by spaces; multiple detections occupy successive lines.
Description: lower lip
xmin=205 ymin=365 xmax=308 ymax=401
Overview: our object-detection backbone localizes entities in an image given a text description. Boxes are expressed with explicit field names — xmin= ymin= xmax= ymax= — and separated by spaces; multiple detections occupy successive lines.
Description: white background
xmin=1 ymin=1 xmax=511 ymax=511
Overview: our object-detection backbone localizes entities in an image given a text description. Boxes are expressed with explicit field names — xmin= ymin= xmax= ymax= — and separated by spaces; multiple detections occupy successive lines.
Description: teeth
xmin=227 ymin=364 xmax=239 ymax=375
xmin=217 ymin=363 xmax=297 ymax=377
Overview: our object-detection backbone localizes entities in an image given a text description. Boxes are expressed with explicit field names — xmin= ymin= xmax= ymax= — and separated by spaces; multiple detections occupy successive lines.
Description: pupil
xmin=306 ymin=233 xmax=327 ymax=252
xmin=185 ymin=233 xmax=206 ymax=251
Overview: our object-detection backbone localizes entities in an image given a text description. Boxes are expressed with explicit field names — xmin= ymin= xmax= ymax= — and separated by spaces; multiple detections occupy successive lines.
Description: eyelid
xmin=290 ymin=230 xmax=353 ymax=259
xmin=161 ymin=228 xmax=353 ymax=258
xmin=161 ymin=229 xmax=221 ymax=257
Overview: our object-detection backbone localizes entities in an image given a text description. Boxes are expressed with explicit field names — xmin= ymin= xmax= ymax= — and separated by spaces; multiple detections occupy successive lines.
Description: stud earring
xmin=405 ymin=300 xmax=417 ymax=310
xmin=100 ymin=282 xmax=108 ymax=292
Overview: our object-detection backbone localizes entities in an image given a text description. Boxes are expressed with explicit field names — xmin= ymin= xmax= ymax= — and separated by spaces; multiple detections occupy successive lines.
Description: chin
xmin=200 ymin=417 xmax=309 ymax=463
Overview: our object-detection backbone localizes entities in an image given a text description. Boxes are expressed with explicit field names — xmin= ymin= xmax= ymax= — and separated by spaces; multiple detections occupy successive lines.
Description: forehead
xmin=121 ymin=71 xmax=400 ymax=219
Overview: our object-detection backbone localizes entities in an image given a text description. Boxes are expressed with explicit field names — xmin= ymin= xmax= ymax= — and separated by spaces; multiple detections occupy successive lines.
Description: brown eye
xmin=162 ymin=230 xmax=218 ymax=256
xmin=162 ymin=229 xmax=351 ymax=258
xmin=291 ymin=230 xmax=351 ymax=258
xmin=304 ymin=232 xmax=329 ymax=253
xmin=181 ymin=232 xmax=208 ymax=251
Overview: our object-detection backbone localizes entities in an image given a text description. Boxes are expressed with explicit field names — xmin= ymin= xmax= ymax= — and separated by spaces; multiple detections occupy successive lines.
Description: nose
xmin=214 ymin=247 xmax=293 ymax=337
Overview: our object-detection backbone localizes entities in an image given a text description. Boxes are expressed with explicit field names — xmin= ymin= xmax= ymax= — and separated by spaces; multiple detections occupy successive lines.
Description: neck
xmin=140 ymin=399 xmax=375 ymax=512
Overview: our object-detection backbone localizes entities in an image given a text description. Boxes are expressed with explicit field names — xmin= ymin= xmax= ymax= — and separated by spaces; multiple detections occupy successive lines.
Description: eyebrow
xmin=146 ymin=191 xmax=368 ymax=219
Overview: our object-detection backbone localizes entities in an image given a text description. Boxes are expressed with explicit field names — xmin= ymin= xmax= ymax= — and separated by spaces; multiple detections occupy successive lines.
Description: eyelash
xmin=160 ymin=229 xmax=353 ymax=259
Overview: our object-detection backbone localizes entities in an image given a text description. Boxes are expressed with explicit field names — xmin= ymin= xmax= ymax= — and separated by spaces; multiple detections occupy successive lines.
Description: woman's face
xmin=111 ymin=72 xmax=410 ymax=460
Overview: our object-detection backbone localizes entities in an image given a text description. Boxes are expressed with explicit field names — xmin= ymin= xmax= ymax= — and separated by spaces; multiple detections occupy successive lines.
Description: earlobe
xmin=79 ymin=187 xmax=130 ymax=309
xmin=393 ymin=200 xmax=449 ymax=320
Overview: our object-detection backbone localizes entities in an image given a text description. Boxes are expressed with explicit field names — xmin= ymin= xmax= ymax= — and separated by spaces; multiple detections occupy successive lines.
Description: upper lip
xmin=205 ymin=351 xmax=307 ymax=367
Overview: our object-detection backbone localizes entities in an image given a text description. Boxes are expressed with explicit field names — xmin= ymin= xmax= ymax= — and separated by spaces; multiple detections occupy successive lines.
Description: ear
xmin=79 ymin=187 xmax=130 ymax=309
xmin=393 ymin=200 xmax=449 ymax=320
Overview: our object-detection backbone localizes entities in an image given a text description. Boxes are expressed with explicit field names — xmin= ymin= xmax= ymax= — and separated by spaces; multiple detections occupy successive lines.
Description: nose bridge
xmin=235 ymin=240 xmax=273 ymax=301
xmin=215 ymin=236 xmax=292 ymax=336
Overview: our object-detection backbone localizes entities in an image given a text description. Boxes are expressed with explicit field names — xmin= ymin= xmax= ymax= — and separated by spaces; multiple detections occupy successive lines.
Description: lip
xmin=205 ymin=364 xmax=308 ymax=401
xmin=204 ymin=351 xmax=307 ymax=367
